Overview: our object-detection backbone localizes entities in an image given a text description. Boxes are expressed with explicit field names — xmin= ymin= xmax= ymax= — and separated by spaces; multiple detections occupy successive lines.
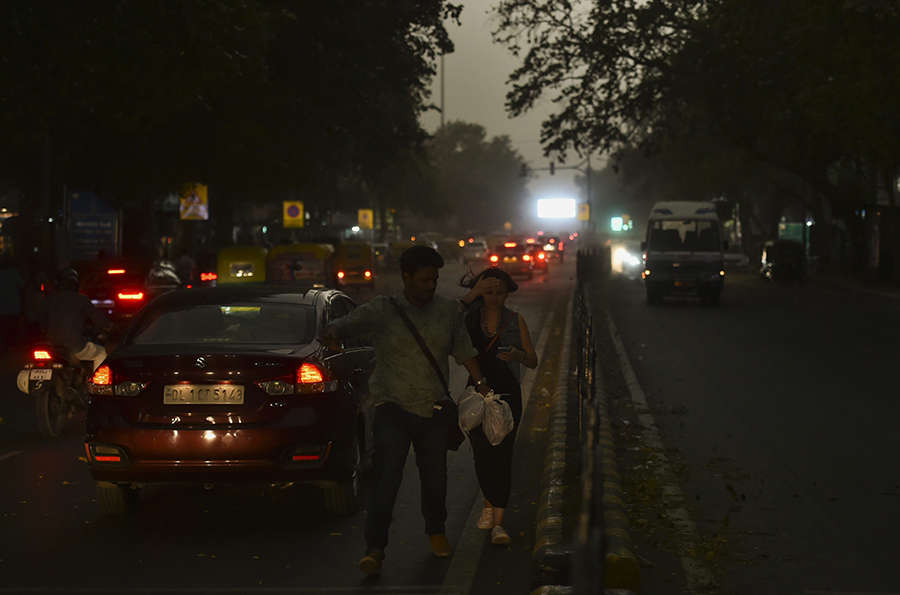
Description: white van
xmin=641 ymin=201 xmax=726 ymax=305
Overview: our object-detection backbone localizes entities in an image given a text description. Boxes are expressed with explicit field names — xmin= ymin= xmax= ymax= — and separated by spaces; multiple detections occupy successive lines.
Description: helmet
xmin=57 ymin=267 xmax=80 ymax=290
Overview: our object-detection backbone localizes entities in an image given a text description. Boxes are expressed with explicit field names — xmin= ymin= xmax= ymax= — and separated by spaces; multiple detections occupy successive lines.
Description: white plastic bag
xmin=482 ymin=392 xmax=514 ymax=446
xmin=458 ymin=385 xmax=485 ymax=432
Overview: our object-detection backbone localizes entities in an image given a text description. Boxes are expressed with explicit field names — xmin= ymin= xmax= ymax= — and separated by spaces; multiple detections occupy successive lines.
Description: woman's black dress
xmin=465 ymin=306 xmax=523 ymax=508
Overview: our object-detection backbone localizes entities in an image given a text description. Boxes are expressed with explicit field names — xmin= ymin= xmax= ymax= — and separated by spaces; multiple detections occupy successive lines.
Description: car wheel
xmin=323 ymin=438 xmax=361 ymax=516
xmin=96 ymin=482 xmax=140 ymax=517
xmin=34 ymin=383 xmax=69 ymax=438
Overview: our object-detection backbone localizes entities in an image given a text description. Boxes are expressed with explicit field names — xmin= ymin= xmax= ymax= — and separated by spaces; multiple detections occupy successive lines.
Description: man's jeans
xmin=365 ymin=403 xmax=448 ymax=551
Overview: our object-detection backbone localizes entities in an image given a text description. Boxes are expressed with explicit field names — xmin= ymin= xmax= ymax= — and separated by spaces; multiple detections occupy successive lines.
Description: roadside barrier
xmin=532 ymin=294 xmax=576 ymax=586
xmin=571 ymin=250 xmax=639 ymax=593
xmin=533 ymin=249 xmax=637 ymax=594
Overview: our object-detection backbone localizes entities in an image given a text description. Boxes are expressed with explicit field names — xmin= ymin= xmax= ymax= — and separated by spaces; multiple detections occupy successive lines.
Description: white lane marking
xmin=607 ymin=312 xmax=718 ymax=594
xmin=440 ymin=290 xmax=572 ymax=595
xmin=0 ymin=450 xmax=23 ymax=463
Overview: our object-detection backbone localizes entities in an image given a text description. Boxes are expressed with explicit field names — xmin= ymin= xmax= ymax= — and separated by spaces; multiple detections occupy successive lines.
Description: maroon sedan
xmin=84 ymin=285 xmax=373 ymax=517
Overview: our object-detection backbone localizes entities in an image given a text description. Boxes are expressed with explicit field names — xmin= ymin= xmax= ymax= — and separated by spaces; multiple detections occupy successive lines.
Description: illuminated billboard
xmin=537 ymin=198 xmax=577 ymax=219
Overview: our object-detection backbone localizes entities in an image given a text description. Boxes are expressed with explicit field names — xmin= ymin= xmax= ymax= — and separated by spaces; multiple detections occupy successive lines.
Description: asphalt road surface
xmin=0 ymin=260 xmax=575 ymax=594
xmin=589 ymin=272 xmax=900 ymax=595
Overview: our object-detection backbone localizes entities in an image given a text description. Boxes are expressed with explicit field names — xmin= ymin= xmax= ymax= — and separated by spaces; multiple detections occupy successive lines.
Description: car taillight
xmin=298 ymin=363 xmax=324 ymax=384
xmin=117 ymin=291 xmax=144 ymax=301
xmin=489 ymin=255 xmax=499 ymax=263
xmin=364 ymin=270 xmax=372 ymax=279
xmin=89 ymin=365 xmax=114 ymax=395
xmin=296 ymin=363 xmax=333 ymax=394
xmin=92 ymin=365 xmax=112 ymax=385
xmin=257 ymin=380 xmax=294 ymax=396
xmin=504 ymin=241 xmax=517 ymax=248
xmin=200 ymin=272 xmax=217 ymax=282
xmin=33 ymin=349 xmax=52 ymax=361
xmin=107 ymin=269 xmax=126 ymax=275
xmin=522 ymin=254 xmax=531 ymax=261
xmin=114 ymin=381 xmax=147 ymax=397
xmin=337 ymin=271 xmax=345 ymax=280
xmin=538 ymin=252 xmax=546 ymax=260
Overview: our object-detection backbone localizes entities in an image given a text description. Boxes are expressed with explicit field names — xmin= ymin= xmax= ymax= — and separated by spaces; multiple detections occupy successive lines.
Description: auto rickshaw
xmin=334 ymin=241 xmax=376 ymax=288
xmin=216 ymin=245 xmax=268 ymax=284
xmin=266 ymin=243 xmax=336 ymax=285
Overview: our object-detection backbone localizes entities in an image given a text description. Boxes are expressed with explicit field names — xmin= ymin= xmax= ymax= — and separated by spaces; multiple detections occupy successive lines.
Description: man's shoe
xmin=429 ymin=534 xmax=452 ymax=558
xmin=476 ymin=506 xmax=494 ymax=530
xmin=358 ymin=550 xmax=384 ymax=576
xmin=490 ymin=525 xmax=511 ymax=545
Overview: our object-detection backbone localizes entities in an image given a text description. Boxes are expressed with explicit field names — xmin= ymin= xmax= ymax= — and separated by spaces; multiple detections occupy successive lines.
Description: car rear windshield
xmin=129 ymin=302 xmax=316 ymax=345
xmin=648 ymin=219 xmax=720 ymax=252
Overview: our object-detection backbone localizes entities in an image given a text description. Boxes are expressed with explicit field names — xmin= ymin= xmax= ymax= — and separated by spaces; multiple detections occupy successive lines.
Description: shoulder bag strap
xmin=389 ymin=297 xmax=451 ymax=398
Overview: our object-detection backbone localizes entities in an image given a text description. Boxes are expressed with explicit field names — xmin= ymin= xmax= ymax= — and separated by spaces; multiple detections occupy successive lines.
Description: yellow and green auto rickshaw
xmin=266 ymin=243 xmax=336 ymax=285
xmin=334 ymin=241 xmax=376 ymax=288
xmin=216 ymin=245 xmax=268 ymax=284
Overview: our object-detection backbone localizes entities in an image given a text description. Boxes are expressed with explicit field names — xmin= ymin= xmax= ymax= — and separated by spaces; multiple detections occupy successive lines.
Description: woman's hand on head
xmin=473 ymin=276 xmax=503 ymax=297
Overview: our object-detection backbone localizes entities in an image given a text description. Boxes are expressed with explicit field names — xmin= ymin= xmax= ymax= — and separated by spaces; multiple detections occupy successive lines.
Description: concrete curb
xmin=531 ymin=294 xmax=574 ymax=586
xmin=587 ymin=293 xmax=641 ymax=592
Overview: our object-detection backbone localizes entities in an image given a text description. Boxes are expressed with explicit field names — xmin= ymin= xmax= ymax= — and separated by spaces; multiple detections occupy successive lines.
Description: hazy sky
xmin=419 ymin=0 xmax=582 ymax=205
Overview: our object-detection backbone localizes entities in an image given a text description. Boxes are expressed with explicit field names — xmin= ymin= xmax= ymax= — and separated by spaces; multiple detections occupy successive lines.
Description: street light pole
xmin=440 ymin=54 xmax=445 ymax=128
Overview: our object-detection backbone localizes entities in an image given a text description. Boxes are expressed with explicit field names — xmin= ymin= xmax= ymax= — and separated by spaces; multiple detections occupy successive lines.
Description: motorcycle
xmin=16 ymin=343 xmax=98 ymax=438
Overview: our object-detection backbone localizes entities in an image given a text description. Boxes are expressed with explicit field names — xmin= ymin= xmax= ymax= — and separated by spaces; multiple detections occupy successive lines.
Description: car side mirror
xmin=640 ymin=241 xmax=647 ymax=252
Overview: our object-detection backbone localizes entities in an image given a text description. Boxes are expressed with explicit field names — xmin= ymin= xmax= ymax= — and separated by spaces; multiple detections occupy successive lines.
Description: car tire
xmin=96 ymin=481 xmax=140 ymax=517
xmin=34 ymin=383 xmax=69 ymax=438
xmin=323 ymin=438 xmax=361 ymax=516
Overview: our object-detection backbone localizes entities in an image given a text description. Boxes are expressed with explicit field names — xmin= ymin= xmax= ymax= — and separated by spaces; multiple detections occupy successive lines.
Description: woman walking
xmin=460 ymin=268 xmax=538 ymax=544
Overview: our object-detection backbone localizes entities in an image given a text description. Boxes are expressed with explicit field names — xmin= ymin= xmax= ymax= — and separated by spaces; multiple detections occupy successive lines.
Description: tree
xmin=0 ymin=1 xmax=462 ymax=207
xmin=494 ymin=0 xmax=900 ymax=267
xmin=425 ymin=121 xmax=530 ymax=231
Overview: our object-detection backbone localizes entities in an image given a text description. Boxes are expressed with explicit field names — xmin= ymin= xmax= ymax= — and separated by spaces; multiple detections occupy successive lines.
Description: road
xmin=0 ymin=260 xmax=575 ymax=594
xmin=588 ymin=272 xmax=900 ymax=594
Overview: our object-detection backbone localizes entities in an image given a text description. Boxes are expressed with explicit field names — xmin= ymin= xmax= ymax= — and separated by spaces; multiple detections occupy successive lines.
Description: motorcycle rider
xmin=44 ymin=267 xmax=113 ymax=372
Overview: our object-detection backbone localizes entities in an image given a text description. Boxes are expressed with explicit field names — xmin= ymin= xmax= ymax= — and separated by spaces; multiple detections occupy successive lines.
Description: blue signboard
xmin=69 ymin=192 xmax=119 ymax=260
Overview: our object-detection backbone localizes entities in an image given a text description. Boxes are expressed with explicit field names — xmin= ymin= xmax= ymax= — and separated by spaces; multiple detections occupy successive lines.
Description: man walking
xmin=320 ymin=245 xmax=493 ymax=576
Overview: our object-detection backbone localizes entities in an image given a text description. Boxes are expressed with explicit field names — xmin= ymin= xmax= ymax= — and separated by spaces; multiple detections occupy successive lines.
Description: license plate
xmin=29 ymin=369 xmax=52 ymax=381
xmin=163 ymin=384 xmax=245 ymax=405
xmin=503 ymin=257 xmax=517 ymax=262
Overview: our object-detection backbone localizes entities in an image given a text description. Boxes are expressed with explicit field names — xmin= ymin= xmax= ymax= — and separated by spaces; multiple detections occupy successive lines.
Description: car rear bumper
xmin=86 ymin=410 xmax=357 ymax=484
xmin=645 ymin=276 xmax=724 ymax=293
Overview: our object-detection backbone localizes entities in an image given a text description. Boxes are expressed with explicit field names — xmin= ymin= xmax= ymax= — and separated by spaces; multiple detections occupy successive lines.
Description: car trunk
xmin=108 ymin=345 xmax=310 ymax=427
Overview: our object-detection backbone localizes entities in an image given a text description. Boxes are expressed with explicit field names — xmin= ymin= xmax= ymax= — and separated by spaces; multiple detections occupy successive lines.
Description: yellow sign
xmin=283 ymin=201 xmax=304 ymax=228
xmin=577 ymin=202 xmax=591 ymax=221
xmin=179 ymin=184 xmax=209 ymax=221
xmin=358 ymin=208 xmax=374 ymax=230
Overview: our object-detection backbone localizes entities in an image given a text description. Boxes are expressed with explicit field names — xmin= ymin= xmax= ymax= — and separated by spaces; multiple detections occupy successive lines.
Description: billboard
xmin=179 ymin=184 xmax=209 ymax=220
xmin=537 ymin=198 xmax=577 ymax=219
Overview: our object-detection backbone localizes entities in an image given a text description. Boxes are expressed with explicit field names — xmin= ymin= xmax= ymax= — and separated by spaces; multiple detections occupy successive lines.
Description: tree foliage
xmin=0 ymin=0 xmax=461 ymax=203
xmin=425 ymin=121 xmax=529 ymax=230
xmin=494 ymin=0 xmax=900 ymax=210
